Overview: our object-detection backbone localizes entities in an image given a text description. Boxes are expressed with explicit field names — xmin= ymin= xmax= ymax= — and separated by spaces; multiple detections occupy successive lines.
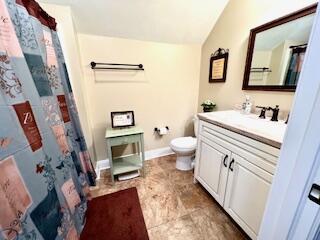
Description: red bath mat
xmin=81 ymin=187 xmax=149 ymax=240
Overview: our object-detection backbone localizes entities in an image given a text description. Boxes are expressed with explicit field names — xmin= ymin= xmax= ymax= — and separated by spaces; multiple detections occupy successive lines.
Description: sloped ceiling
xmin=38 ymin=0 xmax=229 ymax=44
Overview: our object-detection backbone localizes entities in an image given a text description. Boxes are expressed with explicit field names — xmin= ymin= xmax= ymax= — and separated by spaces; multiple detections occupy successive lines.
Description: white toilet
xmin=170 ymin=116 xmax=198 ymax=171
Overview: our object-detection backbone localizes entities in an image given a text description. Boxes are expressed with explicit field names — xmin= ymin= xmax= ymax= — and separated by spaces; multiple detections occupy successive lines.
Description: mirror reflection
xmin=248 ymin=13 xmax=315 ymax=86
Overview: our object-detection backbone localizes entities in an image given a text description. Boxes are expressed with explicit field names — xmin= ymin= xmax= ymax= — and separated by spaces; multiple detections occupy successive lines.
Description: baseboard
xmin=95 ymin=147 xmax=174 ymax=179
xmin=95 ymin=158 xmax=110 ymax=180
xmin=144 ymin=147 xmax=174 ymax=160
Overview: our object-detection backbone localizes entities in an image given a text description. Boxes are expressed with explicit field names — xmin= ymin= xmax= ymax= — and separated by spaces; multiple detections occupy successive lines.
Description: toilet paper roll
xmin=159 ymin=127 xmax=168 ymax=135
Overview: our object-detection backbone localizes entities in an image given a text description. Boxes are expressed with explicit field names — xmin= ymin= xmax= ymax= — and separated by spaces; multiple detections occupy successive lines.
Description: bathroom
xmin=0 ymin=0 xmax=320 ymax=239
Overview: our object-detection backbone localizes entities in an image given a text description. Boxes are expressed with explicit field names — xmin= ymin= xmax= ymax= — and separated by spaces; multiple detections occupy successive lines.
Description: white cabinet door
xmin=224 ymin=153 xmax=273 ymax=240
xmin=196 ymin=136 xmax=231 ymax=205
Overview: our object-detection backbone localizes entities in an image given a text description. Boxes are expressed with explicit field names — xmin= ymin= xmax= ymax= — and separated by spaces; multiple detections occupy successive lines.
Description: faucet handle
xmin=267 ymin=105 xmax=280 ymax=121
xmin=256 ymin=106 xmax=267 ymax=119
xmin=285 ymin=112 xmax=290 ymax=124
xmin=256 ymin=106 xmax=267 ymax=109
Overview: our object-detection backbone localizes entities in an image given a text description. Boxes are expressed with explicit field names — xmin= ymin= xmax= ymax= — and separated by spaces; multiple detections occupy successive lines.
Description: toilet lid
xmin=170 ymin=137 xmax=197 ymax=151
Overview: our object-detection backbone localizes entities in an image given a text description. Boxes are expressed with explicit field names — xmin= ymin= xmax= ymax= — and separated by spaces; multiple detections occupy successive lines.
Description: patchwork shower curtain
xmin=0 ymin=0 xmax=96 ymax=239
xmin=284 ymin=46 xmax=306 ymax=86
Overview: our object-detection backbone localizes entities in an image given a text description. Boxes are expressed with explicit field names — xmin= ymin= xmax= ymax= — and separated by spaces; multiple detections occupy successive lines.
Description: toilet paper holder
xmin=154 ymin=126 xmax=169 ymax=133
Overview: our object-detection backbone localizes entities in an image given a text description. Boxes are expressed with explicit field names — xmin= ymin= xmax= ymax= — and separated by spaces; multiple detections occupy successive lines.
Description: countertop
xmin=198 ymin=110 xmax=287 ymax=149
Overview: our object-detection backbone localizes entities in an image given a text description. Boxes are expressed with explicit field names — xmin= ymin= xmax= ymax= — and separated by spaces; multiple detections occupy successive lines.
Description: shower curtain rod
xmin=90 ymin=61 xmax=144 ymax=70
xmin=290 ymin=43 xmax=308 ymax=49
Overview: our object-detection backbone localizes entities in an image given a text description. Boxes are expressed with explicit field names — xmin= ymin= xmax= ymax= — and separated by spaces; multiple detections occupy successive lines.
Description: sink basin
xmin=198 ymin=110 xmax=287 ymax=146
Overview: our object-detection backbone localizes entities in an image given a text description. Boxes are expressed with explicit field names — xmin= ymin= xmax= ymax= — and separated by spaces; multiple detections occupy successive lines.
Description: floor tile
xmin=91 ymin=155 xmax=245 ymax=240
xmin=167 ymin=168 xmax=194 ymax=184
xmin=190 ymin=206 xmax=246 ymax=240
xmin=148 ymin=215 xmax=203 ymax=240
xmin=140 ymin=191 xmax=188 ymax=229
xmin=174 ymin=182 xmax=214 ymax=213
xmin=139 ymin=172 xmax=173 ymax=201
xmin=157 ymin=155 xmax=177 ymax=171
xmin=144 ymin=160 xmax=164 ymax=175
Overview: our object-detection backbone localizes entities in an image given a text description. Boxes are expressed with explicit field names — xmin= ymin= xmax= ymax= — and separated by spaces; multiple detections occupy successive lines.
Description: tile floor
xmin=90 ymin=155 xmax=247 ymax=240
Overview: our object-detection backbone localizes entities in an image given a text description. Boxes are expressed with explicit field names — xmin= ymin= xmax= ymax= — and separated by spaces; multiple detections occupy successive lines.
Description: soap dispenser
xmin=243 ymin=95 xmax=252 ymax=114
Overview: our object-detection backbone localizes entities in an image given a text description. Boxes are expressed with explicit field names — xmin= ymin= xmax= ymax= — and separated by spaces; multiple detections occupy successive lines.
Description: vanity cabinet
xmin=224 ymin=153 xmax=273 ymax=238
xmin=197 ymin=136 xmax=231 ymax=205
xmin=195 ymin=120 xmax=280 ymax=240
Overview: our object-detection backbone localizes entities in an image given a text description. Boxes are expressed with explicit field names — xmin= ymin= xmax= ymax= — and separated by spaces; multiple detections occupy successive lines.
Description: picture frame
xmin=242 ymin=3 xmax=316 ymax=92
xmin=111 ymin=111 xmax=135 ymax=128
xmin=209 ymin=48 xmax=229 ymax=83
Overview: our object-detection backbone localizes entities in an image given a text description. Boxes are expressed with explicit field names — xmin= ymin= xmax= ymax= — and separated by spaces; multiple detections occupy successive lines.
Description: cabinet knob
xmin=223 ymin=155 xmax=228 ymax=167
xmin=229 ymin=159 xmax=235 ymax=171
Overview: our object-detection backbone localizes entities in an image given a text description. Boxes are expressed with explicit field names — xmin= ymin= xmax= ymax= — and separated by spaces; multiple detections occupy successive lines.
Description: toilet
xmin=170 ymin=116 xmax=198 ymax=171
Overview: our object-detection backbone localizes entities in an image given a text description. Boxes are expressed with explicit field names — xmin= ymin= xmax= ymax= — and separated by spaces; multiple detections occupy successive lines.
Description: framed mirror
xmin=243 ymin=4 xmax=317 ymax=92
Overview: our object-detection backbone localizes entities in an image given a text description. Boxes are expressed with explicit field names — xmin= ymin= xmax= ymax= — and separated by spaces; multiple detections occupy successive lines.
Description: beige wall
xmin=268 ymin=42 xmax=285 ymax=85
xmin=41 ymin=3 xmax=201 ymax=164
xmin=42 ymin=0 xmax=317 ymax=164
xmin=198 ymin=0 xmax=317 ymax=113
xmin=77 ymin=34 xmax=201 ymax=161
xmin=250 ymin=50 xmax=272 ymax=85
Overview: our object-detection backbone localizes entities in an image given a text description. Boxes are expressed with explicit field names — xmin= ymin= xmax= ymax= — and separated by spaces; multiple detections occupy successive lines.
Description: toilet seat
xmin=170 ymin=137 xmax=197 ymax=152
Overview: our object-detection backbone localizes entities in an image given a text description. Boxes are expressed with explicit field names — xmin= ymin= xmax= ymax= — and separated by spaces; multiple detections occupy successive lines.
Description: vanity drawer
xmin=108 ymin=134 xmax=141 ymax=147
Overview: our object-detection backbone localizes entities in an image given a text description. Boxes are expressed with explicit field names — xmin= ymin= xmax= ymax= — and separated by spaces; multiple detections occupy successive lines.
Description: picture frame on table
xmin=111 ymin=111 xmax=135 ymax=128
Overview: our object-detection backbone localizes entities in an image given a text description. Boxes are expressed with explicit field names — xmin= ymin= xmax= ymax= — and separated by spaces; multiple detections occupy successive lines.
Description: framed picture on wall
xmin=111 ymin=111 xmax=135 ymax=128
xmin=209 ymin=48 xmax=229 ymax=83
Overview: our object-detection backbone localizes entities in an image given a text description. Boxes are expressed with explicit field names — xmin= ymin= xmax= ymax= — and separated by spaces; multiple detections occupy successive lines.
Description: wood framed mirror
xmin=242 ymin=4 xmax=317 ymax=92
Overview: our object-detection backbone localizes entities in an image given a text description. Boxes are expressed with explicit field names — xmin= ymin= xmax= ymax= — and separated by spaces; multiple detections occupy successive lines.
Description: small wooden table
xmin=105 ymin=126 xmax=145 ymax=184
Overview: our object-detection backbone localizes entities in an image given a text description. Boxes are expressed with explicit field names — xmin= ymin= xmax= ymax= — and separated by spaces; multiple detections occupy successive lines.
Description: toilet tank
xmin=193 ymin=115 xmax=199 ymax=137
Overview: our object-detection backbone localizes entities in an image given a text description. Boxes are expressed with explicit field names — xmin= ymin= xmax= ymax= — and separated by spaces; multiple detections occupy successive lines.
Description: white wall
xmin=77 ymin=34 xmax=201 ymax=161
xmin=198 ymin=0 xmax=317 ymax=113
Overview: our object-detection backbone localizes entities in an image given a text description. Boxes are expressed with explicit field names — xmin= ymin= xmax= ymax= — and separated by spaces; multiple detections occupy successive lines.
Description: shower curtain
xmin=284 ymin=46 xmax=306 ymax=86
xmin=0 ymin=0 xmax=96 ymax=239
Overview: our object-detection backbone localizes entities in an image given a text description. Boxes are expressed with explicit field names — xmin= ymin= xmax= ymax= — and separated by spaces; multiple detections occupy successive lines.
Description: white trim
xmin=95 ymin=158 xmax=110 ymax=179
xmin=94 ymin=147 xmax=174 ymax=179
xmin=145 ymin=147 xmax=174 ymax=160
